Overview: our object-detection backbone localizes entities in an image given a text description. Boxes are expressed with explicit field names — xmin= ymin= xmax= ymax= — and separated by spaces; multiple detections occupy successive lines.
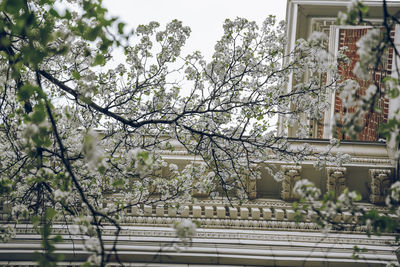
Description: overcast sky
xmin=102 ymin=0 xmax=287 ymax=60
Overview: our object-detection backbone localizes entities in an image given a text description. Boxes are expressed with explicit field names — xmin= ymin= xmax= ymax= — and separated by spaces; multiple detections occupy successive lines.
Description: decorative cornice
xmin=1 ymin=195 xmax=393 ymax=233
xmin=3 ymin=224 xmax=397 ymax=266
xmin=158 ymin=149 xmax=393 ymax=166
xmin=11 ymin=224 xmax=397 ymax=247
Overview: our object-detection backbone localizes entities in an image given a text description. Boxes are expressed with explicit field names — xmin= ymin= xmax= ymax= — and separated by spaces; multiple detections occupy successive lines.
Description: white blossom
xmin=54 ymin=189 xmax=68 ymax=201
xmin=0 ymin=225 xmax=16 ymax=242
xmin=82 ymin=129 xmax=104 ymax=170
xmin=84 ymin=237 xmax=101 ymax=253
xmin=69 ymin=225 xmax=80 ymax=235
xmin=294 ymin=179 xmax=321 ymax=201
xmin=355 ymin=29 xmax=381 ymax=80
xmin=173 ymin=219 xmax=197 ymax=246
xmin=308 ymin=31 xmax=327 ymax=45
xmin=86 ymin=254 xmax=102 ymax=266
xmin=337 ymin=11 xmax=348 ymax=24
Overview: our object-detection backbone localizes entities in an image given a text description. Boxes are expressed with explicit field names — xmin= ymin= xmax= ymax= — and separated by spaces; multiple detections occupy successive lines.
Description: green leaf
xmin=0 ymin=179 xmax=11 ymax=194
xmin=63 ymin=10 xmax=72 ymax=20
xmin=112 ymin=178 xmax=124 ymax=188
xmin=21 ymin=46 xmax=46 ymax=67
xmin=354 ymin=191 xmax=362 ymax=201
xmin=358 ymin=4 xmax=369 ymax=15
xmin=93 ymin=53 xmax=106 ymax=66
xmin=17 ymin=84 xmax=38 ymax=101
xmin=389 ymin=87 xmax=399 ymax=99
xmin=31 ymin=102 xmax=46 ymax=124
xmin=98 ymin=165 xmax=106 ymax=174
xmin=46 ymin=207 xmax=57 ymax=220
xmin=193 ymin=220 xmax=201 ymax=227
xmin=2 ymin=0 xmax=24 ymax=14
xmin=39 ymin=25 xmax=54 ymax=44
xmin=52 ymin=235 xmax=63 ymax=243
xmin=138 ymin=151 xmax=149 ymax=160
xmin=48 ymin=8 xmax=60 ymax=18
xmin=118 ymin=22 xmax=125 ymax=34
xmin=72 ymin=70 xmax=81 ymax=80
xmin=31 ymin=215 xmax=40 ymax=228
xmin=99 ymin=38 xmax=113 ymax=52
xmin=39 ymin=0 xmax=54 ymax=5
xmin=85 ymin=26 xmax=101 ymax=41
xmin=83 ymin=48 xmax=91 ymax=57
xmin=0 ymin=35 xmax=11 ymax=48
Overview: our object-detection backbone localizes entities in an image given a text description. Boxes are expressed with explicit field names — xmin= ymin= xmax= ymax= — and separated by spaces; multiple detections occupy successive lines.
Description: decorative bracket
xmin=281 ymin=165 xmax=302 ymax=201
xmin=326 ymin=167 xmax=347 ymax=197
xmin=369 ymin=169 xmax=392 ymax=204
xmin=241 ymin=164 xmax=258 ymax=200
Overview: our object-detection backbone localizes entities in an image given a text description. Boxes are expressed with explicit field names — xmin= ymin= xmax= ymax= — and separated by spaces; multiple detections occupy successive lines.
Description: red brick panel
xmin=334 ymin=28 xmax=393 ymax=141
xmin=317 ymin=116 xmax=324 ymax=138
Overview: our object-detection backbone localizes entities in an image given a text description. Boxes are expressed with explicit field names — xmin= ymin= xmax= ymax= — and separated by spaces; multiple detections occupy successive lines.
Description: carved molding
xmin=243 ymin=165 xmax=258 ymax=200
xmin=0 ymin=198 xmax=391 ymax=234
xmin=369 ymin=169 xmax=392 ymax=204
xmin=281 ymin=165 xmax=302 ymax=201
xmin=245 ymin=177 xmax=257 ymax=200
xmin=159 ymin=149 xmax=392 ymax=166
xmin=11 ymin=222 xmax=397 ymax=246
xmin=5 ymin=223 xmax=396 ymax=267
xmin=311 ymin=18 xmax=336 ymax=33
xmin=326 ymin=167 xmax=347 ymax=197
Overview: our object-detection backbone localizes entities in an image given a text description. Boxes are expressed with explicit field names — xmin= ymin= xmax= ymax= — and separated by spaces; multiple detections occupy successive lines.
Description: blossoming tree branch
xmin=0 ymin=0 xmax=399 ymax=266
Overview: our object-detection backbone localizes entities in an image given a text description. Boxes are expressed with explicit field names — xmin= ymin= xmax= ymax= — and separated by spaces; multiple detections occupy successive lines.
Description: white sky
xmin=102 ymin=0 xmax=287 ymax=60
